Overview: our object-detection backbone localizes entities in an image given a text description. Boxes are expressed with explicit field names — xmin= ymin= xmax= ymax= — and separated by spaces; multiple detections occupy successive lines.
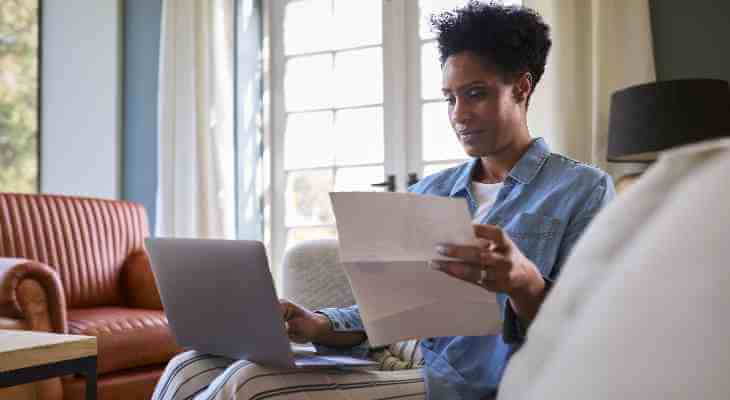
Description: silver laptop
xmin=146 ymin=238 xmax=376 ymax=369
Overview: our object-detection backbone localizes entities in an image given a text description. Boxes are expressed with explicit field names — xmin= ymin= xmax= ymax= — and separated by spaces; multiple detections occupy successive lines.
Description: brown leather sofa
xmin=0 ymin=193 xmax=181 ymax=400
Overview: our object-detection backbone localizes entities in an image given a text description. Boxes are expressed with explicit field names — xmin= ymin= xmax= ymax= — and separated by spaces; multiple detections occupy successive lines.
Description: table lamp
xmin=607 ymin=78 xmax=730 ymax=191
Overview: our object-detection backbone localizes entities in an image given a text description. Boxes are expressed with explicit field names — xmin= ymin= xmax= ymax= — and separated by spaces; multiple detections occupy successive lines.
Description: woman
xmin=153 ymin=2 xmax=614 ymax=399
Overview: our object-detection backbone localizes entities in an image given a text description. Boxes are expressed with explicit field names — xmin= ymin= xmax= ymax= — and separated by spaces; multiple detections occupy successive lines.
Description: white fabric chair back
xmin=281 ymin=239 xmax=355 ymax=310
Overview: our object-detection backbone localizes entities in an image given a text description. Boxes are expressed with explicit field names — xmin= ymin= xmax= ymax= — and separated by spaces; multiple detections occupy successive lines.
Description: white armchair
xmin=281 ymin=239 xmax=354 ymax=310
xmin=280 ymin=239 xmax=424 ymax=370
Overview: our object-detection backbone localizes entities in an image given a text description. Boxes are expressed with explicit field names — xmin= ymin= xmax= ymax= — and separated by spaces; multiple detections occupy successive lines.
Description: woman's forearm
xmin=508 ymin=269 xmax=548 ymax=322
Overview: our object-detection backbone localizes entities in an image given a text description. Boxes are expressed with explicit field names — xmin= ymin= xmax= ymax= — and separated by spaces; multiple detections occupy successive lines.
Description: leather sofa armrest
xmin=121 ymin=250 xmax=163 ymax=309
xmin=0 ymin=258 xmax=67 ymax=333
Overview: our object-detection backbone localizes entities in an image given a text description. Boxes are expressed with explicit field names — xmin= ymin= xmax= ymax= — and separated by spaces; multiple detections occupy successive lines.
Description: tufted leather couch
xmin=0 ymin=193 xmax=181 ymax=400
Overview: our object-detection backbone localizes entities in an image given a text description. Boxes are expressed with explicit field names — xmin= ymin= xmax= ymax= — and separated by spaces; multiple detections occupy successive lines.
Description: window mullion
xmin=406 ymin=0 xmax=425 ymax=183
xmin=382 ymin=0 xmax=409 ymax=192
xmin=267 ymin=0 xmax=287 ymax=286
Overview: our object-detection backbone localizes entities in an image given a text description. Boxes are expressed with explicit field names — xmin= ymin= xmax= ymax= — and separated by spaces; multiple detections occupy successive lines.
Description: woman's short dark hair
xmin=431 ymin=1 xmax=551 ymax=96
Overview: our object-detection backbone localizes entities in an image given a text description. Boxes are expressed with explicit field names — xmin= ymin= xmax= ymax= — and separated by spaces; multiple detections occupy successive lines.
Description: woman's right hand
xmin=279 ymin=299 xmax=332 ymax=343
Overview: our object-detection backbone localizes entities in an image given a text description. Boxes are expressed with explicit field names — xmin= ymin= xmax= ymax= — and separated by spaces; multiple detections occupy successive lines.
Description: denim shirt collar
xmin=449 ymin=137 xmax=551 ymax=197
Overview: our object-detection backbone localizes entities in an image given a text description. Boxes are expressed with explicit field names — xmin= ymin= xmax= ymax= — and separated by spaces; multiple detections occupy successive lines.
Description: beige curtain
xmin=523 ymin=0 xmax=656 ymax=178
xmin=156 ymin=0 xmax=236 ymax=239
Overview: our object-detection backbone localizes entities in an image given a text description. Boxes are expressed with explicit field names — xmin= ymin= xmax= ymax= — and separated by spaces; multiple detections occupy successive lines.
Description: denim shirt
xmin=318 ymin=138 xmax=615 ymax=399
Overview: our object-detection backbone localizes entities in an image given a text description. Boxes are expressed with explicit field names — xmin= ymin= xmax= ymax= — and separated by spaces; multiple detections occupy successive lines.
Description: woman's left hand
xmin=433 ymin=224 xmax=544 ymax=299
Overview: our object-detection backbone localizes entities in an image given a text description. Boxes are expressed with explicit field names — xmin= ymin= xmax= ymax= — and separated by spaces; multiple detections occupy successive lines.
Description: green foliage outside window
xmin=0 ymin=0 xmax=39 ymax=193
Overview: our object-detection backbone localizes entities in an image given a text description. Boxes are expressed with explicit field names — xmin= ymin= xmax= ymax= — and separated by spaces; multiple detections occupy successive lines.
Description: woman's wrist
xmin=312 ymin=311 xmax=334 ymax=341
xmin=508 ymin=267 xmax=547 ymax=320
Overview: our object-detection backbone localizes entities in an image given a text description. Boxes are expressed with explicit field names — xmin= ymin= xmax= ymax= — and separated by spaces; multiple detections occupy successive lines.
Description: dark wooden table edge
xmin=0 ymin=355 xmax=97 ymax=400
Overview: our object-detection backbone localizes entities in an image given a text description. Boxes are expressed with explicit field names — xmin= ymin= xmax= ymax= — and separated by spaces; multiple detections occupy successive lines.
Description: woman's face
xmin=441 ymin=51 xmax=526 ymax=158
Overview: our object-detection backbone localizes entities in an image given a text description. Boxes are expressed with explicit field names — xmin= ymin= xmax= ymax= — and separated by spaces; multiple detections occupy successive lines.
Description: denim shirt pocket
xmin=420 ymin=343 xmax=469 ymax=399
xmin=503 ymin=212 xmax=564 ymax=277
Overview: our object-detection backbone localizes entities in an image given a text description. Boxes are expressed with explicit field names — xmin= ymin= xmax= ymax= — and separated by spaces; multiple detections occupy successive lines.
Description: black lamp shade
xmin=607 ymin=79 xmax=730 ymax=162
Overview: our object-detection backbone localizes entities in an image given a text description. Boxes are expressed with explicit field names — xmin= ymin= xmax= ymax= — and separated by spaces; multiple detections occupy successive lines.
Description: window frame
xmin=266 ymin=0 xmax=416 ymax=278
xmin=263 ymin=0 xmax=519 ymax=279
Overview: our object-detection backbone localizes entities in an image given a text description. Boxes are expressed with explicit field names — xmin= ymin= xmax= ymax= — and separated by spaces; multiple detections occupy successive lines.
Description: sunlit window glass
xmin=285 ymin=169 xmax=335 ymax=227
xmin=334 ymin=166 xmax=384 ymax=192
xmin=0 ymin=0 xmax=39 ymax=193
xmin=333 ymin=0 xmax=381 ymax=49
xmin=284 ymin=111 xmax=334 ymax=170
xmin=423 ymin=162 xmax=461 ymax=177
xmin=284 ymin=0 xmax=332 ymax=55
xmin=334 ymin=47 xmax=383 ymax=108
xmin=285 ymin=54 xmax=333 ymax=111
xmin=334 ymin=107 xmax=384 ymax=166
xmin=286 ymin=226 xmax=337 ymax=250
xmin=422 ymin=102 xmax=465 ymax=161
xmin=421 ymin=41 xmax=442 ymax=100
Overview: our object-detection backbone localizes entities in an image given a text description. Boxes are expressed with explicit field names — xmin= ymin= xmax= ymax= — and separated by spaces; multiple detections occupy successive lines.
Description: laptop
xmin=146 ymin=238 xmax=376 ymax=369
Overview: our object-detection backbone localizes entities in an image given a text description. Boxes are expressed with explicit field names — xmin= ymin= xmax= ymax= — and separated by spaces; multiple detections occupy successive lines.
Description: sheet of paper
xmin=290 ymin=342 xmax=317 ymax=355
xmin=330 ymin=192 xmax=502 ymax=346
xmin=330 ymin=191 xmax=476 ymax=263
xmin=344 ymin=261 xmax=501 ymax=346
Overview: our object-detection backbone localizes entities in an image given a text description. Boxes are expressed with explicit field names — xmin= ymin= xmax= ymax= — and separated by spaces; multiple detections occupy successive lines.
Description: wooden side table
xmin=0 ymin=330 xmax=97 ymax=400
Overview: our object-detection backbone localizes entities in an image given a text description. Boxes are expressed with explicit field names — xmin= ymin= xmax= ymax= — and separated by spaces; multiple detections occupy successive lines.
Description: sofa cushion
xmin=68 ymin=307 xmax=180 ymax=374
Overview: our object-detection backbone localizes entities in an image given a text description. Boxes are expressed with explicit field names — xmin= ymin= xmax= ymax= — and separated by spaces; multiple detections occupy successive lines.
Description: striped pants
xmin=152 ymin=351 xmax=426 ymax=400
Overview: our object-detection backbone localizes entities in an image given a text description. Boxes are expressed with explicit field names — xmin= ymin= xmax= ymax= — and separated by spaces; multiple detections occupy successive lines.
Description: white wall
xmin=41 ymin=0 xmax=122 ymax=199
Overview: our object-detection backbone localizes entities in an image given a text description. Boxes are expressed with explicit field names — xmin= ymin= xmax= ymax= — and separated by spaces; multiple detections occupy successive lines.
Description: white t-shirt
xmin=471 ymin=181 xmax=504 ymax=223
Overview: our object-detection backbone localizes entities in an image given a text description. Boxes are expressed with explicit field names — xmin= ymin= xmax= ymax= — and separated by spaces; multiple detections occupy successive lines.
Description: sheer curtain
xmin=156 ymin=0 xmax=236 ymax=239
xmin=523 ymin=0 xmax=656 ymax=177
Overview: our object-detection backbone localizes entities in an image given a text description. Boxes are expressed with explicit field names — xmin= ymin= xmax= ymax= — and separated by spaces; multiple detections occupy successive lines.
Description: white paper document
xmin=330 ymin=192 xmax=502 ymax=346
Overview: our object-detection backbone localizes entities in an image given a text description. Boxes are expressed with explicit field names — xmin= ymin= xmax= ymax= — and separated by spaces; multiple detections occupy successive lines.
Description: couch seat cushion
xmin=68 ymin=307 xmax=180 ymax=374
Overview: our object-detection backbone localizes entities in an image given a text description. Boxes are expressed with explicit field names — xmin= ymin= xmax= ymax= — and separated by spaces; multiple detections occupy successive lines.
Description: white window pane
xmin=419 ymin=0 xmax=469 ymax=39
xmin=421 ymin=41 xmax=442 ymax=100
xmin=285 ymin=111 xmax=334 ymax=170
xmin=284 ymin=0 xmax=332 ymax=55
xmin=334 ymin=47 xmax=383 ymax=108
xmin=334 ymin=166 xmax=385 ymax=192
xmin=285 ymin=170 xmax=334 ymax=227
xmin=286 ymin=226 xmax=337 ymax=251
xmin=422 ymin=102 xmax=466 ymax=161
xmin=285 ymin=54 xmax=333 ymax=111
xmin=334 ymin=107 xmax=384 ymax=166
xmin=423 ymin=162 xmax=461 ymax=177
xmin=333 ymin=0 xmax=381 ymax=49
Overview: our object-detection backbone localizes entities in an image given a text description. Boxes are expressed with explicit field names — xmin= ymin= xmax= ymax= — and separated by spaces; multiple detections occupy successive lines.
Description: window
xmin=265 ymin=0 xmax=521 ymax=275
xmin=0 ymin=0 xmax=40 ymax=193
